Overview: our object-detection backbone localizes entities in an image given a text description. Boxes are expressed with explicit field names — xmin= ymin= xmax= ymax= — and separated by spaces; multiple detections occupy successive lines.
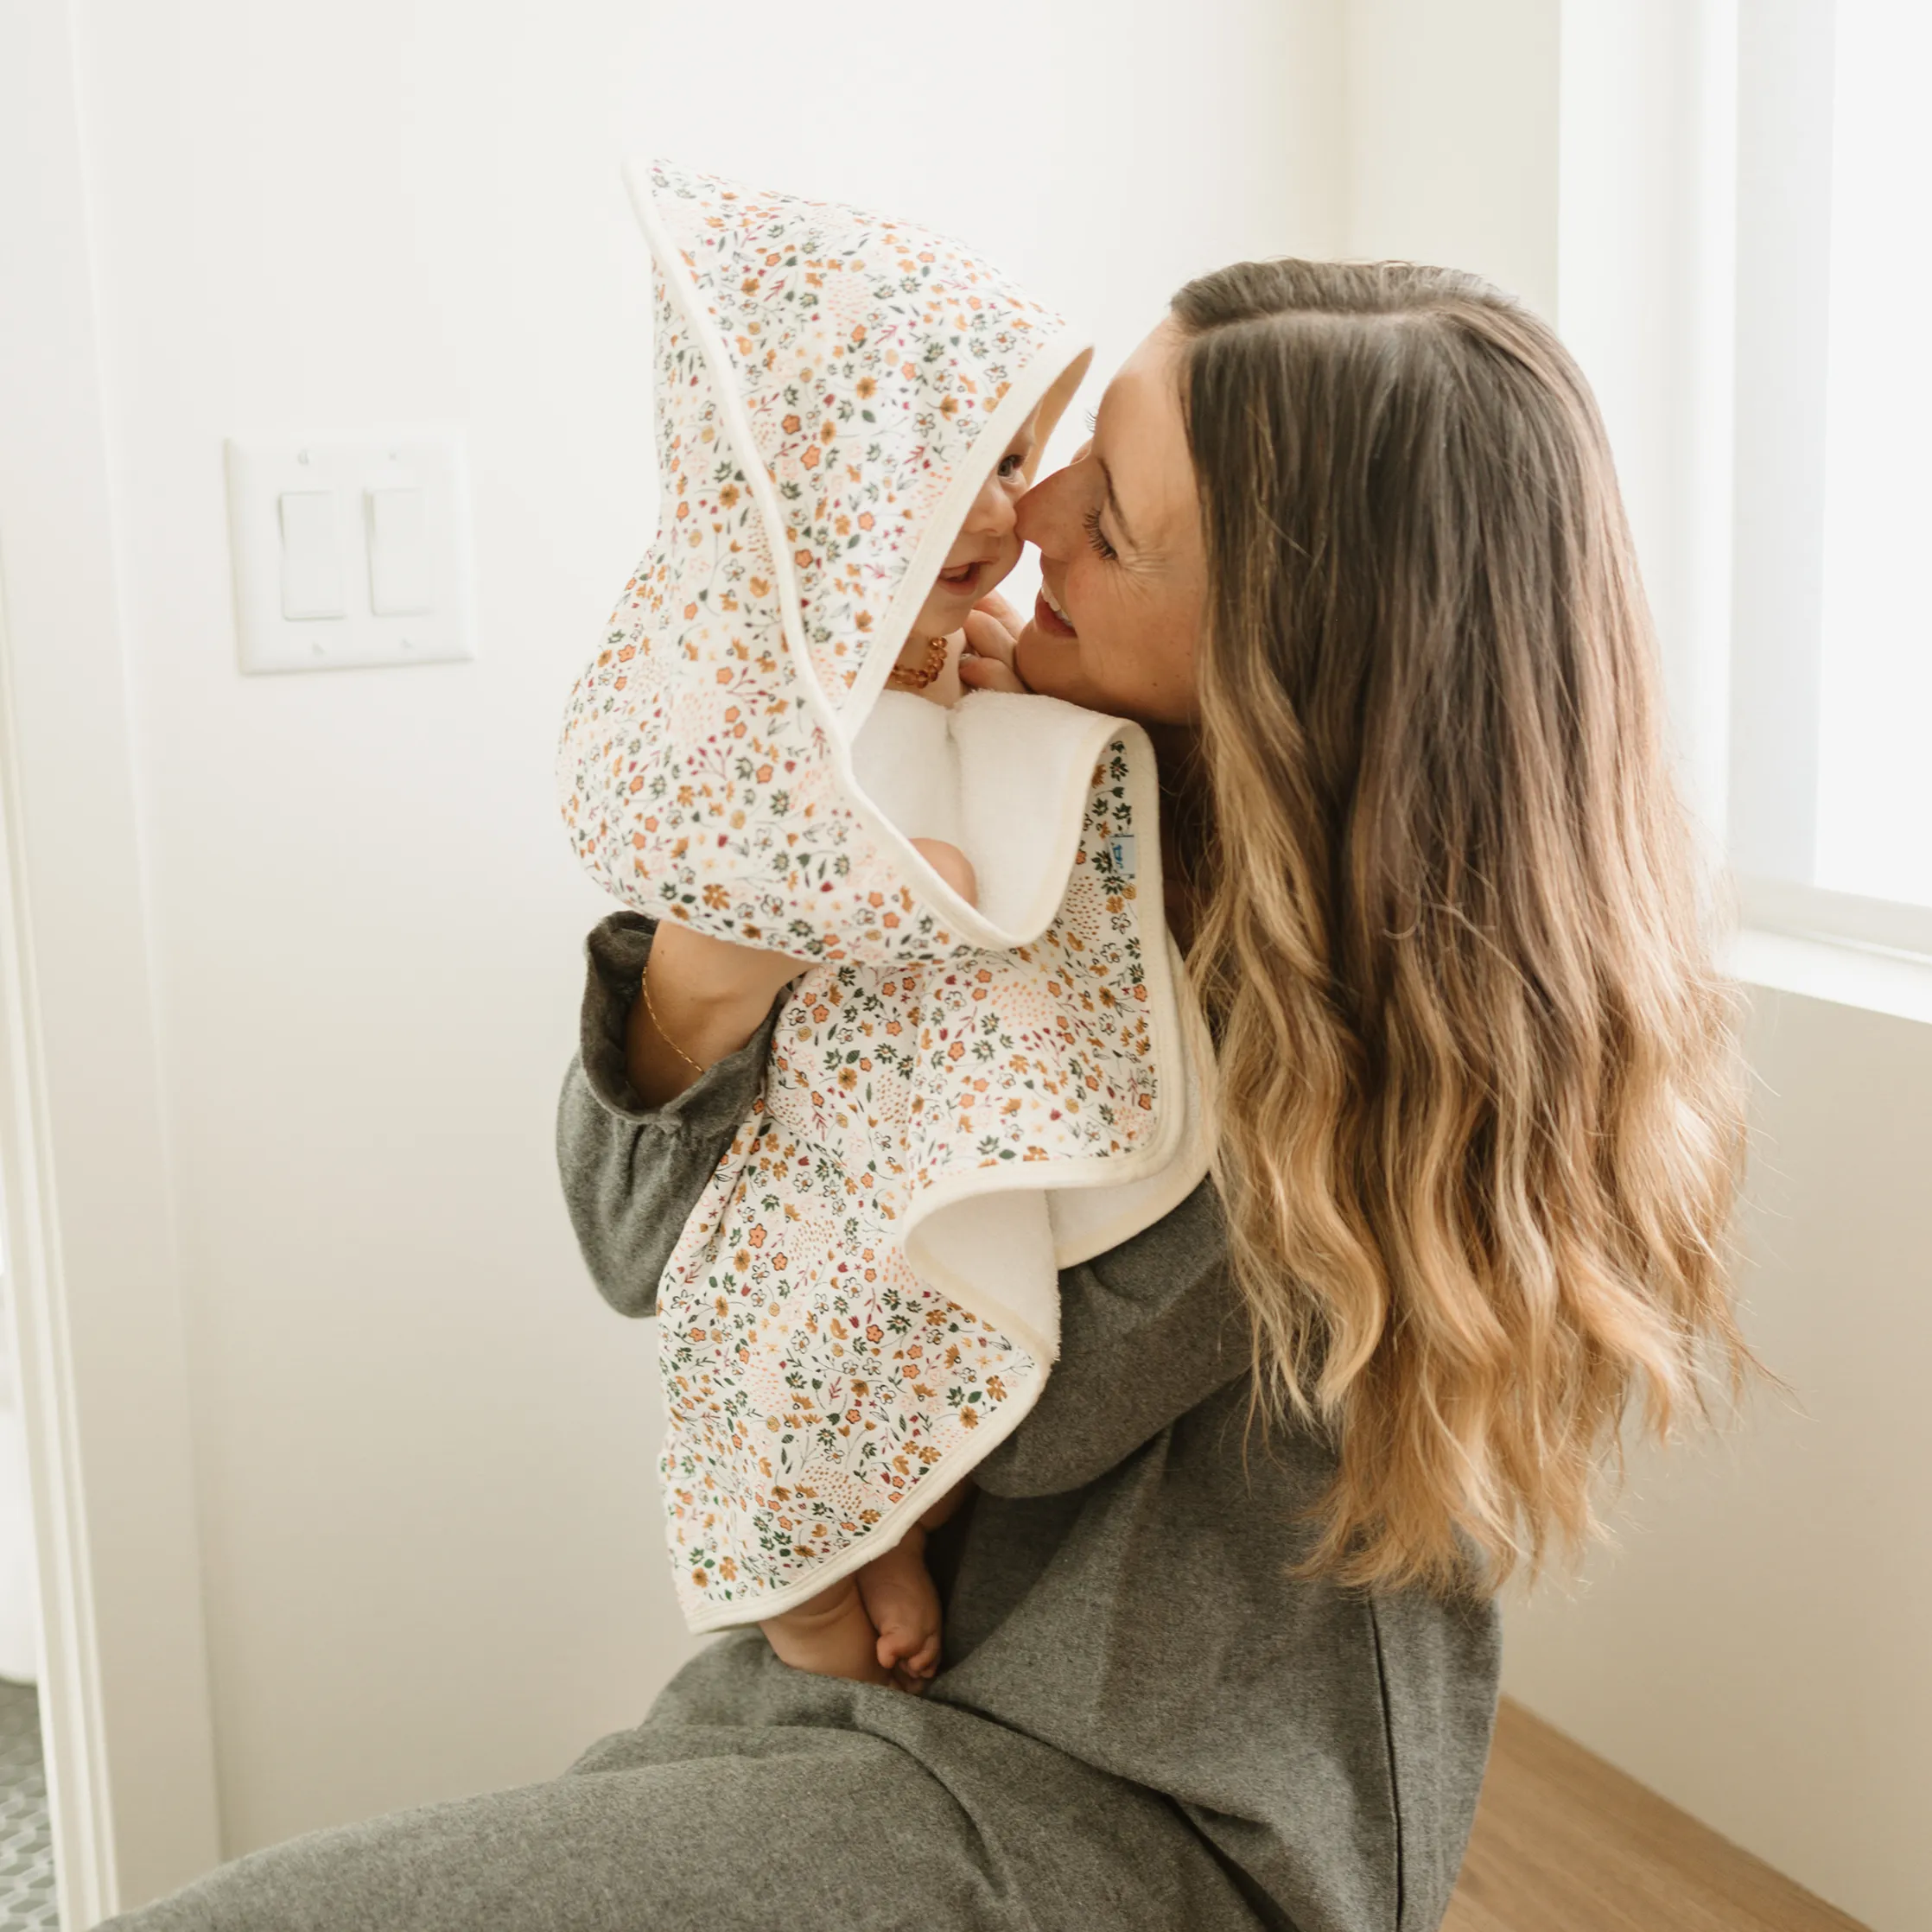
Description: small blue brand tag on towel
xmin=1106 ymin=834 xmax=1137 ymax=880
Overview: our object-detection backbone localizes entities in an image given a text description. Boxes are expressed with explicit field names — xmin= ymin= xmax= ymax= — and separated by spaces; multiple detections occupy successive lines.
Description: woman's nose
xmin=1015 ymin=447 xmax=1089 ymax=562
xmin=1014 ymin=476 xmax=1061 ymax=559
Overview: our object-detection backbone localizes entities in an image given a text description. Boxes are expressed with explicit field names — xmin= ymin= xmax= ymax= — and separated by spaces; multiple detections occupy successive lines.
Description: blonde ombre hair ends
xmin=1168 ymin=259 xmax=1755 ymax=1596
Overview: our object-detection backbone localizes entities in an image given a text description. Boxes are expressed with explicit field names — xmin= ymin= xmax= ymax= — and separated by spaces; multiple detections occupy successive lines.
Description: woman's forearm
xmin=624 ymin=919 xmax=807 ymax=1109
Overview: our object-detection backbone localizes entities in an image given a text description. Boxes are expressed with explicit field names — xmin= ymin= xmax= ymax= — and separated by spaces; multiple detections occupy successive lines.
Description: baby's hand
xmin=910 ymin=836 xmax=978 ymax=908
xmin=957 ymin=591 xmax=1031 ymax=696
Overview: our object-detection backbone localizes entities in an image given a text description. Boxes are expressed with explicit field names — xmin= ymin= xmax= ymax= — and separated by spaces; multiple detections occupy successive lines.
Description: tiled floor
xmin=0 ymin=1681 xmax=54 ymax=1931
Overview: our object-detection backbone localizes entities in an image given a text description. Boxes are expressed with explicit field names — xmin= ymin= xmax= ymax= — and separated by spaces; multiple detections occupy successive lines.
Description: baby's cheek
xmin=984 ymin=531 xmax=1024 ymax=588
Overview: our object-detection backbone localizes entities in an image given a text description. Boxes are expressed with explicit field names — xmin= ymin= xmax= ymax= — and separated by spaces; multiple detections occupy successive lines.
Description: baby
xmin=755 ymin=403 xmax=1045 ymax=1694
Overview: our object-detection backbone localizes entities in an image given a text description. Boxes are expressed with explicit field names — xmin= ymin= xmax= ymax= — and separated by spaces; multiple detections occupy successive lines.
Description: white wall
xmin=1343 ymin=0 xmax=1560 ymax=317
xmin=66 ymin=0 xmax=1345 ymax=1866
xmin=1503 ymin=986 xmax=1932 ymax=1932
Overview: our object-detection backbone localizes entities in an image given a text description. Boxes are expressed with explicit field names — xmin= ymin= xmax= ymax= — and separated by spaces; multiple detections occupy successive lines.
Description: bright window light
xmin=1813 ymin=0 xmax=1932 ymax=905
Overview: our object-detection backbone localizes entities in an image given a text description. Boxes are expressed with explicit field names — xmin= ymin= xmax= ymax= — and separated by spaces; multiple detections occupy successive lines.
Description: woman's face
xmin=1010 ymin=319 xmax=1207 ymax=729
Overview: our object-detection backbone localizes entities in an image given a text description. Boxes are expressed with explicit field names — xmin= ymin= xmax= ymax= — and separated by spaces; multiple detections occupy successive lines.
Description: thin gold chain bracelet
xmin=639 ymin=953 xmax=709 ymax=1077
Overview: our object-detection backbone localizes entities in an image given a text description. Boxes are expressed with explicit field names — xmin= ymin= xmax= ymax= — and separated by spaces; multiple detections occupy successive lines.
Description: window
xmin=1730 ymin=0 xmax=1932 ymax=960
xmin=1812 ymin=0 xmax=1932 ymax=908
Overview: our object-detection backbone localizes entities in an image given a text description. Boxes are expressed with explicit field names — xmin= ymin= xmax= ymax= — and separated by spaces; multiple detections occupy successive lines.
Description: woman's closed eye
xmin=1082 ymin=506 xmax=1118 ymax=562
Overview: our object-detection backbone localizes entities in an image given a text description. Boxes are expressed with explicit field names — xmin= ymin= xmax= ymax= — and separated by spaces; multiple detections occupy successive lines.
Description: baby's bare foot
xmin=855 ymin=1530 xmax=943 ymax=1694
xmin=760 ymin=1576 xmax=893 ymax=1687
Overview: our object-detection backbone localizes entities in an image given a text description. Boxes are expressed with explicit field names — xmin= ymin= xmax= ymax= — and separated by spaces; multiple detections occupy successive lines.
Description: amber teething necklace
xmin=885 ymin=633 xmax=950 ymax=690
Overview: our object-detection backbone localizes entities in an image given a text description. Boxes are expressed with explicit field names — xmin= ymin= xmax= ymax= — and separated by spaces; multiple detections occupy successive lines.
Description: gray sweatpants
xmin=99 ymin=1636 xmax=1262 ymax=1932
xmin=102 ymin=1729 xmax=1016 ymax=1931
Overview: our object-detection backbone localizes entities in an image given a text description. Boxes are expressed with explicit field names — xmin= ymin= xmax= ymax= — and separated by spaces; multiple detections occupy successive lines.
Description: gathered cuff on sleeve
xmin=578 ymin=910 xmax=784 ymax=1137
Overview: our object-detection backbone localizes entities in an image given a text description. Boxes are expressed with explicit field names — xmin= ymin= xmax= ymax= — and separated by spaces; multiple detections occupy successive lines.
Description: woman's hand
xmin=956 ymin=589 xmax=1033 ymax=695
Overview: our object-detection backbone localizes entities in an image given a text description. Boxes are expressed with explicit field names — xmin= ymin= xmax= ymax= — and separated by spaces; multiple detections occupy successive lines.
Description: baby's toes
xmin=884 ymin=1629 xmax=941 ymax=1688
xmin=890 ymin=1640 xmax=942 ymax=1696
xmin=872 ymin=1618 xmax=921 ymax=1673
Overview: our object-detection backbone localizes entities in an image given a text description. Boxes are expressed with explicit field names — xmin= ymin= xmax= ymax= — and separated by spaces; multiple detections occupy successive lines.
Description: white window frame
xmin=1728 ymin=0 xmax=1932 ymax=967
xmin=1560 ymin=0 xmax=1932 ymax=1014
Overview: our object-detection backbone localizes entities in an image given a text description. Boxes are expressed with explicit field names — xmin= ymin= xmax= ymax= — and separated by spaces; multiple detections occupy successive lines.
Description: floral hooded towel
xmin=556 ymin=159 xmax=1217 ymax=1631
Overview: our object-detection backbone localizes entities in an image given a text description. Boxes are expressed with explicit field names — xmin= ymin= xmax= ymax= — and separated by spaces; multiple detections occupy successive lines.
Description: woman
xmin=106 ymin=259 xmax=1747 ymax=1931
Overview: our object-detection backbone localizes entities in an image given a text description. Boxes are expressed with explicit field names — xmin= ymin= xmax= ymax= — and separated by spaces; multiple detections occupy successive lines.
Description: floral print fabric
xmin=556 ymin=162 xmax=1201 ymax=1630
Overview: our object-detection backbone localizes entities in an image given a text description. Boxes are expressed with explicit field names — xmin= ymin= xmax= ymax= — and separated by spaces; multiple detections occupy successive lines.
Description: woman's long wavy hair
xmin=1166 ymin=259 xmax=1756 ymax=1597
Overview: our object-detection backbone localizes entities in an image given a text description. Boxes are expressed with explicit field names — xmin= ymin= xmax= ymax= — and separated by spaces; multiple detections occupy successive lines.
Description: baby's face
xmin=906 ymin=405 xmax=1046 ymax=643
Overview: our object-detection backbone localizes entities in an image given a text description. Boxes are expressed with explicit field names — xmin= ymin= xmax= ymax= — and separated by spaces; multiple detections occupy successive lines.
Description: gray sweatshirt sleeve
xmin=556 ymin=910 xmax=790 ymax=1319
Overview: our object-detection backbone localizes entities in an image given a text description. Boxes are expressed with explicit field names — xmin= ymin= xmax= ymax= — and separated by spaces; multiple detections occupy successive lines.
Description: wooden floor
xmin=1444 ymin=1700 xmax=1868 ymax=1932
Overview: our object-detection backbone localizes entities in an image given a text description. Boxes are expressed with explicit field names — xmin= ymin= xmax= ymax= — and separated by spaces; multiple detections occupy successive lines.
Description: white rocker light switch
xmin=365 ymin=486 xmax=434 ymax=616
xmin=276 ymin=491 xmax=344 ymax=620
xmin=226 ymin=432 xmax=474 ymax=675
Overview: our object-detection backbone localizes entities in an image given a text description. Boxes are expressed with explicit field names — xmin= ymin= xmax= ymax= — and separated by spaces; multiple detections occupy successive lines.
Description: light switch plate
xmin=224 ymin=431 xmax=476 ymax=674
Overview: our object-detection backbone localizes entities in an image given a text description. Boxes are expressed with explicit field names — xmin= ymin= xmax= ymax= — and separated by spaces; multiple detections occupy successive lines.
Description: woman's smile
xmin=1035 ymin=580 xmax=1077 ymax=637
